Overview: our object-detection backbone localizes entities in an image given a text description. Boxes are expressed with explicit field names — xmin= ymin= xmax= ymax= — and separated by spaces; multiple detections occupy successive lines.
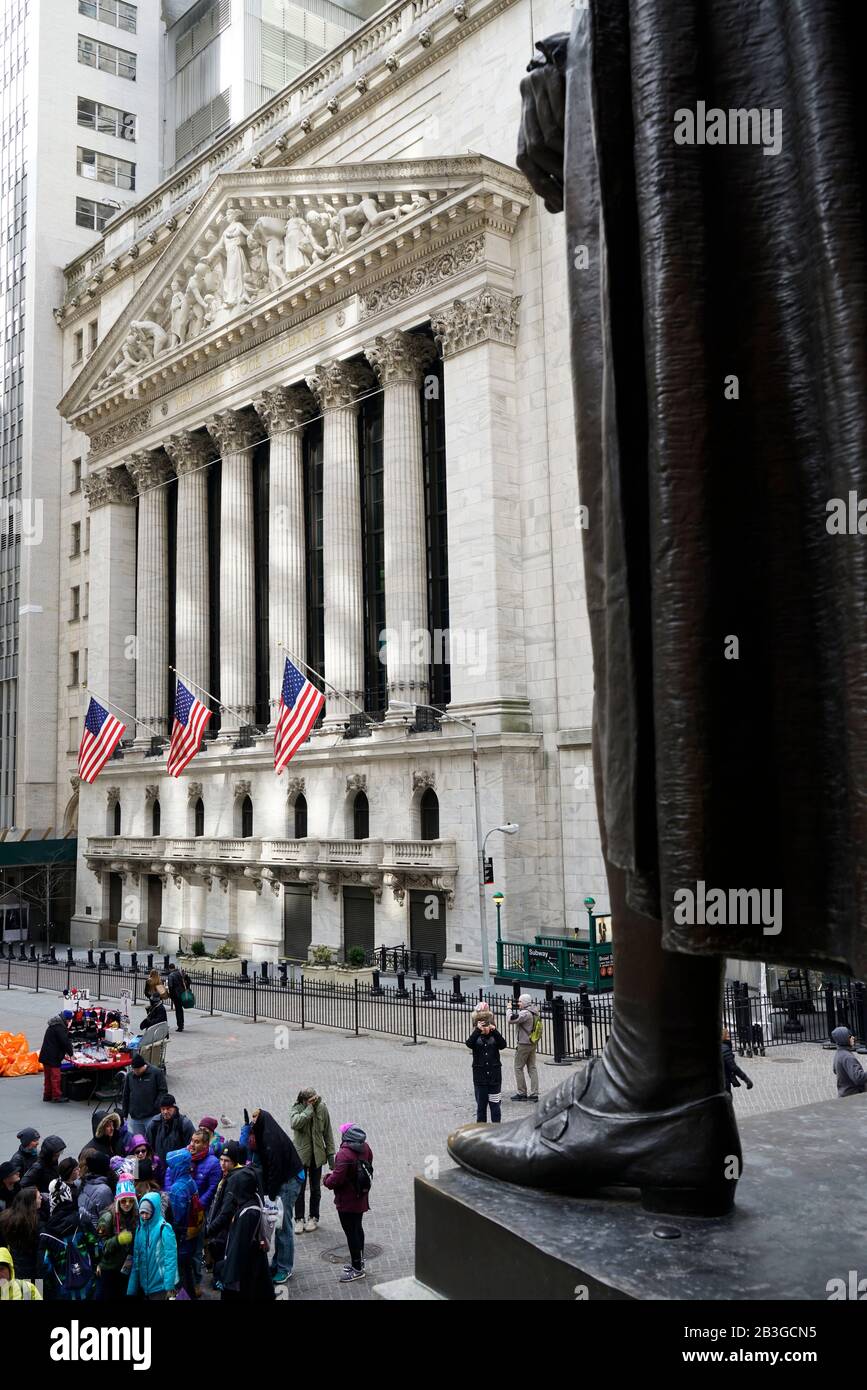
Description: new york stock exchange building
xmin=56 ymin=0 xmax=604 ymax=970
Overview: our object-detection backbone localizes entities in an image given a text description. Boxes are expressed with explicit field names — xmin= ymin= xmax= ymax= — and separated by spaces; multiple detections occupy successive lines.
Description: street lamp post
xmin=492 ymin=892 xmax=504 ymax=943
xmin=391 ymin=701 xmax=518 ymax=989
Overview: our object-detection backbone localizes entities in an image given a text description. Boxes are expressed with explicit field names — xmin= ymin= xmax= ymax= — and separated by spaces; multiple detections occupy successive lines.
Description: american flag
xmin=78 ymin=697 xmax=126 ymax=783
xmin=167 ymin=679 xmax=212 ymax=777
xmin=274 ymin=657 xmax=325 ymax=773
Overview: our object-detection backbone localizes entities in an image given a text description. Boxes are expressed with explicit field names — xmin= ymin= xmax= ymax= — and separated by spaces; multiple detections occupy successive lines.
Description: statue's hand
xmin=517 ymin=34 xmax=569 ymax=214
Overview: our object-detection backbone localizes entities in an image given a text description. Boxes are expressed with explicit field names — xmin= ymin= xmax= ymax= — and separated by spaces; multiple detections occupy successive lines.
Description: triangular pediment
xmin=60 ymin=156 xmax=529 ymax=430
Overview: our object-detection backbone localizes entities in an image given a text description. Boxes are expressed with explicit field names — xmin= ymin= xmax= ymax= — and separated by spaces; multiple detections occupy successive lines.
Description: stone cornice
xmin=431 ymin=289 xmax=522 ymax=356
xmin=84 ymin=467 xmax=136 ymax=510
xmin=59 ymin=157 xmax=529 ymax=434
xmin=364 ymin=328 xmax=437 ymax=387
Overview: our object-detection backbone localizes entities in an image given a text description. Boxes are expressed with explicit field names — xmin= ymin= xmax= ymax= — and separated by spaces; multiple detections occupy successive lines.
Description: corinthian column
xmin=163 ymin=430 xmax=212 ymax=708
xmin=127 ymin=450 xmax=174 ymax=740
xmin=206 ymin=409 xmax=261 ymax=732
xmin=253 ymin=384 xmax=316 ymax=722
xmin=305 ymin=359 xmax=373 ymax=726
xmin=365 ymin=330 xmax=437 ymax=712
xmin=84 ymin=466 xmax=137 ymax=729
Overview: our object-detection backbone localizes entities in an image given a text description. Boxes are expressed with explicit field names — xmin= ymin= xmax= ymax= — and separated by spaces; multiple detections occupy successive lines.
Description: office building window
xmin=75 ymin=197 xmax=116 ymax=231
xmin=71 ymin=587 xmax=80 ymax=621
xmin=83 ymin=583 xmax=90 ymax=618
xmin=71 ymin=523 xmax=81 ymax=557
xmin=69 ymin=717 xmax=80 ymax=753
xmin=70 ymin=651 xmax=80 ymax=687
xmin=81 ymin=650 xmax=88 ymax=686
xmin=71 ymin=459 xmax=82 ymax=493
xmin=77 ymin=97 xmax=136 ymax=141
xmin=77 ymin=35 xmax=136 ymax=80
xmin=88 ymin=320 xmax=98 ymax=355
xmin=78 ymin=0 xmax=137 ymax=33
xmin=77 ymin=146 xmax=135 ymax=191
xmin=73 ymin=330 xmax=84 ymax=364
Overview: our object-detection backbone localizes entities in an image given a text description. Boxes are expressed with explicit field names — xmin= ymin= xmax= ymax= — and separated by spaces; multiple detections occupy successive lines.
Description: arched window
xmin=241 ymin=795 xmax=253 ymax=839
xmin=419 ymin=787 xmax=439 ymax=841
xmin=352 ymin=791 xmax=369 ymax=841
xmin=151 ymin=800 xmax=161 ymax=836
xmin=194 ymin=798 xmax=204 ymax=838
xmin=294 ymin=794 xmax=308 ymax=840
xmin=113 ymin=800 xmax=121 ymax=836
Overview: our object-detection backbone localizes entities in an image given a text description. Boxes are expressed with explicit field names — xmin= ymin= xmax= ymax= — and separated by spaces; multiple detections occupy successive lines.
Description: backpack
xmin=261 ymin=1197 xmax=281 ymax=1261
xmin=185 ymin=1188 xmax=205 ymax=1242
xmin=42 ymin=1231 xmax=96 ymax=1299
xmin=529 ymin=1011 xmax=544 ymax=1045
xmin=354 ymin=1156 xmax=373 ymax=1198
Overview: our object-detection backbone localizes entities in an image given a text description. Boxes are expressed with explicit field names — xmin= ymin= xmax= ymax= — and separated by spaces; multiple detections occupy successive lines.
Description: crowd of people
xmin=0 ymin=1008 xmax=375 ymax=1301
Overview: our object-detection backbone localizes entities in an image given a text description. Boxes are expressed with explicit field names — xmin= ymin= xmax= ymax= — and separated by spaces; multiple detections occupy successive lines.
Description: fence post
xmin=423 ymin=971 xmax=433 ymax=998
xmin=300 ymin=972 xmax=305 ymax=1030
xmin=578 ymin=984 xmax=593 ymax=1057
xmin=6 ymin=954 xmax=10 ymax=989
xmin=87 ymin=949 xmax=94 ymax=969
xmin=411 ymin=982 xmax=418 ymax=1044
xmin=552 ymin=995 xmax=567 ymax=1063
xmin=824 ymin=981 xmax=836 ymax=1039
xmin=855 ymin=982 xmax=867 ymax=1046
xmin=354 ymin=976 xmax=359 ymax=1036
xmin=35 ymin=958 xmax=39 ymax=993
xmin=451 ymin=974 xmax=463 ymax=1004
xmin=210 ymin=973 xmax=214 ymax=1017
xmin=396 ymin=970 xmax=408 ymax=998
xmin=253 ymin=972 xmax=258 ymax=1024
xmin=66 ymin=961 xmax=71 ymax=993
xmin=97 ymin=964 xmax=102 ymax=1001
xmin=371 ymin=969 xmax=383 ymax=997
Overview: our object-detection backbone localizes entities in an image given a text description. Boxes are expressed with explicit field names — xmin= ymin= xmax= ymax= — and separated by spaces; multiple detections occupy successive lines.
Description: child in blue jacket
xmin=127 ymin=1192 xmax=178 ymax=1300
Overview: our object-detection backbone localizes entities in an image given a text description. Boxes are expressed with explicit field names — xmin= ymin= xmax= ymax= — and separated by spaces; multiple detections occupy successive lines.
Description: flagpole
xmin=168 ymin=665 xmax=253 ymax=729
xmin=276 ymin=642 xmax=373 ymax=723
xmin=83 ymin=688 xmax=162 ymax=739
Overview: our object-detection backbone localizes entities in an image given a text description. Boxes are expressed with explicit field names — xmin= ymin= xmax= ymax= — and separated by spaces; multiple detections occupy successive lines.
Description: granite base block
xmin=413 ymin=1095 xmax=867 ymax=1301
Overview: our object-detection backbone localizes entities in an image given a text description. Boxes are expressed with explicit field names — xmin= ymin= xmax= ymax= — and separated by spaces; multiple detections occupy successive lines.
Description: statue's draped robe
xmin=563 ymin=0 xmax=867 ymax=974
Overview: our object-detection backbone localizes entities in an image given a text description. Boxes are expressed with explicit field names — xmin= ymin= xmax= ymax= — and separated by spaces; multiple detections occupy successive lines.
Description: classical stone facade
xmin=56 ymin=0 xmax=606 ymax=967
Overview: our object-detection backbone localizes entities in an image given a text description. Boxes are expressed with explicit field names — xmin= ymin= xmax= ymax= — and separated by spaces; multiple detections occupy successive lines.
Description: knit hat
xmin=160 ymin=1094 xmax=177 ymax=1108
xmin=340 ymin=1122 xmax=358 ymax=1134
xmin=199 ymin=1116 xmax=219 ymax=1133
xmin=224 ymin=1140 xmax=247 ymax=1166
xmin=41 ymin=1136 xmax=66 ymax=1158
xmin=115 ymin=1176 xmax=137 ymax=1201
xmin=81 ymin=1149 xmax=110 ymax=1178
xmin=58 ymin=1156 xmax=79 ymax=1183
xmin=16 ymin=1128 xmax=39 ymax=1146
xmin=62 ymin=1010 xmax=74 ymax=1020
xmin=110 ymin=1156 xmax=128 ymax=1177
xmin=130 ymin=1053 xmax=146 ymax=1069
xmin=0 ymin=1161 xmax=21 ymax=1182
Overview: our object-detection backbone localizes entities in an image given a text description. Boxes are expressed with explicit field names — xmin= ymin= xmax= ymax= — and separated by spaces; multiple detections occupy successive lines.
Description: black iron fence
xmin=365 ymin=945 xmax=439 ymax=979
xmin=3 ymin=956 xmax=863 ymax=1062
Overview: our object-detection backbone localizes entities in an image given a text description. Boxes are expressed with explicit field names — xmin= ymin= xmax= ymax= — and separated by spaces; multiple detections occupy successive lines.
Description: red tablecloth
xmin=61 ymin=1053 xmax=131 ymax=1072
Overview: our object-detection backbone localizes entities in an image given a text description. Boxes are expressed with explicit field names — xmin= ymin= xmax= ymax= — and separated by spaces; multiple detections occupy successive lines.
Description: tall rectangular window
xmin=359 ymin=391 xmax=386 ymax=718
xmin=71 ymin=523 xmax=81 ymax=557
xmin=73 ymin=330 xmax=84 ymax=364
xmin=68 ymin=717 xmax=80 ymax=753
xmin=303 ymin=420 xmax=324 ymax=689
xmin=70 ymin=651 xmax=79 ymax=686
xmin=78 ymin=97 xmax=137 ymax=141
xmin=88 ymin=320 xmax=98 ymax=355
xmin=77 ymin=146 xmax=135 ymax=191
xmin=71 ymin=458 xmax=82 ymax=493
xmin=75 ymin=197 xmax=116 ymax=231
xmin=78 ymin=0 xmax=137 ymax=32
xmin=77 ymin=35 xmax=136 ymax=80
xmin=420 ymin=348 xmax=450 ymax=706
xmin=71 ymin=586 xmax=80 ymax=621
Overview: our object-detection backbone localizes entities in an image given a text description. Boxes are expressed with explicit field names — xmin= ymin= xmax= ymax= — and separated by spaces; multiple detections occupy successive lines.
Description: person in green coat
xmin=289 ymin=1089 xmax=336 ymax=1234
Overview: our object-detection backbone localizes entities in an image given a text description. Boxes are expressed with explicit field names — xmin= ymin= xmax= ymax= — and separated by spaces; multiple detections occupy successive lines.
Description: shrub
xmin=311 ymin=945 xmax=333 ymax=966
xmin=346 ymin=947 xmax=367 ymax=969
xmin=215 ymin=942 xmax=238 ymax=960
xmin=190 ymin=941 xmax=207 ymax=958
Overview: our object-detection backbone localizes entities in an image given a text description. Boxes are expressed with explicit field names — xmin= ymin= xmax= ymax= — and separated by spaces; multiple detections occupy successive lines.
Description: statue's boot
xmin=449 ymin=863 xmax=741 ymax=1217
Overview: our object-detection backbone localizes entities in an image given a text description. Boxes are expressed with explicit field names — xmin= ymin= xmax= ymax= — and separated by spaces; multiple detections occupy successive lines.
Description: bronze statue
xmin=449 ymin=0 xmax=867 ymax=1216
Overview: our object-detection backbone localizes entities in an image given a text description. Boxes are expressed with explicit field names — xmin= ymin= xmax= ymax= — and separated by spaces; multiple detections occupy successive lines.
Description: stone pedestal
xmin=375 ymin=1094 xmax=867 ymax=1300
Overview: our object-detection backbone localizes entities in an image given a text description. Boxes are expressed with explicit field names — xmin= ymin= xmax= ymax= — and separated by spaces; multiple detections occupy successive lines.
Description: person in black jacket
xmin=214 ymin=1166 xmax=274 ymax=1302
xmin=146 ymin=1096 xmax=194 ymax=1167
xmin=204 ymin=1142 xmax=247 ymax=1273
xmin=0 ymin=1160 xmax=22 ymax=1215
xmin=38 ymin=1013 xmax=74 ymax=1103
xmin=20 ymin=1136 xmax=66 ymax=1196
xmin=10 ymin=1128 xmax=40 ymax=1177
xmin=120 ymin=1056 xmax=166 ymax=1128
xmin=0 ymin=1185 xmax=42 ymax=1282
xmin=466 ymin=1019 xmax=508 ymax=1122
xmin=165 ymin=966 xmax=188 ymax=1033
xmin=138 ymin=995 xmax=168 ymax=1032
xmin=721 ymin=1028 xmax=754 ymax=1094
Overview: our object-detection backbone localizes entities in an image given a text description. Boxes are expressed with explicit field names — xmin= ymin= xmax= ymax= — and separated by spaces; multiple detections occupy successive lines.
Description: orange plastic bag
xmin=0 ymin=1031 xmax=41 ymax=1077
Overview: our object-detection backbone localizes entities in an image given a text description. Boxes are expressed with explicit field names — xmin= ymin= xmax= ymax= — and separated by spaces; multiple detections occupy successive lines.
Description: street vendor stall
xmin=58 ymin=996 xmax=133 ymax=1099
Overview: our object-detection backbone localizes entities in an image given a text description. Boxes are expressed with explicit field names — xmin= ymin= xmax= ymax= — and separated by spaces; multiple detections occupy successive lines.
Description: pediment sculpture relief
xmin=92 ymin=192 xmax=430 ymax=397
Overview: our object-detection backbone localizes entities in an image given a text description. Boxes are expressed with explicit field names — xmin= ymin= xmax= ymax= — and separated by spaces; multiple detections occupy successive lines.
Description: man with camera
xmin=509 ymin=994 xmax=542 ymax=1102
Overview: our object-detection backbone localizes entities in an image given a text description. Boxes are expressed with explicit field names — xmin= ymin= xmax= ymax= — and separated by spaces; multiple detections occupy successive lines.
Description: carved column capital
xmin=163 ymin=430 xmax=214 ymax=475
xmin=286 ymin=777 xmax=306 ymax=799
xmin=431 ymin=291 xmax=522 ymax=357
xmin=253 ymin=384 xmax=317 ymax=434
xmin=187 ymin=781 xmax=203 ymax=803
xmin=69 ymin=774 xmax=81 ymax=792
xmin=206 ymin=409 xmax=262 ymax=455
xmin=234 ymin=779 xmax=252 ymax=799
xmin=412 ymin=770 xmax=436 ymax=792
xmin=144 ymin=784 xmax=160 ymax=804
xmin=126 ymin=449 xmax=174 ymax=493
xmin=84 ymin=467 xmax=136 ymax=510
xmin=364 ymin=329 xmax=436 ymax=388
xmin=105 ymin=785 xmax=120 ymax=804
xmin=305 ymin=359 xmax=374 ymax=412
xmin=346 ymin=773 xmax=367 ymax=794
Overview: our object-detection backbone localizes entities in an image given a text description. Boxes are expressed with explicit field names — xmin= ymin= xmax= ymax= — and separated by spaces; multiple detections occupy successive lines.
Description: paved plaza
xmin=0 ymin=983 xmax=847 ymax=1300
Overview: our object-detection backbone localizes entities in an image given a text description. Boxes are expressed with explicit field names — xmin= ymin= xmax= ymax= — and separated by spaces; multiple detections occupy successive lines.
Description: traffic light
xmin=484 ymin=857 xmax=494 ymax=884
